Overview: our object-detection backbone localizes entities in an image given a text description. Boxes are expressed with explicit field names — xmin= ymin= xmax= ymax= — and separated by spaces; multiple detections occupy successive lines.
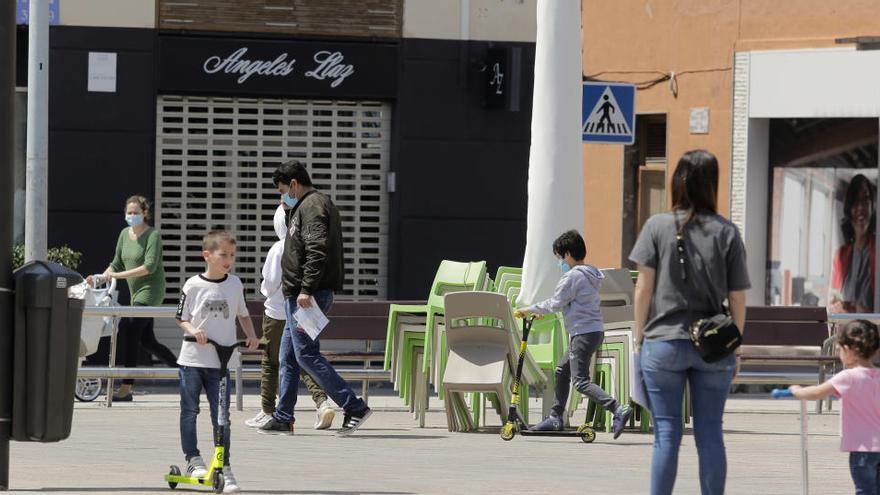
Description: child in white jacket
xmin=245 ymin=205 xmax=335 ymax=431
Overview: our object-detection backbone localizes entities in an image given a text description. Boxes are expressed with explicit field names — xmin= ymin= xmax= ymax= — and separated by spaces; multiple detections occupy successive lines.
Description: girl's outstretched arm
xmin=789 ymin=381 xmax=837 ymax=401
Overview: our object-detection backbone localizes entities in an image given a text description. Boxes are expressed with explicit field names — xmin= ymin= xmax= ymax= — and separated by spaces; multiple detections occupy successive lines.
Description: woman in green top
xmin=90 ymin=195 xmax=178 ymax=401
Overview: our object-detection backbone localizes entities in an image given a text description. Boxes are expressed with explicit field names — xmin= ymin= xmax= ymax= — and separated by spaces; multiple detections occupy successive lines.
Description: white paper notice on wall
xmin=689 ymin=107 xmax=710 ymax=134
xmin=88 ymin=52 xmax=117 ymax=93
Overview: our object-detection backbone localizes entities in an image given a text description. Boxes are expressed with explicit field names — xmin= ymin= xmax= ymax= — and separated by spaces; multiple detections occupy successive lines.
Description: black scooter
xmin=500 ymin=315 xmax=597 ymax=444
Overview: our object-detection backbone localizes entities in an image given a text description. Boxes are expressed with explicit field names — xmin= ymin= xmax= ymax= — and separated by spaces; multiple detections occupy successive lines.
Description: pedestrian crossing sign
xmin=582 ymin=82 xmax=636 ymax=144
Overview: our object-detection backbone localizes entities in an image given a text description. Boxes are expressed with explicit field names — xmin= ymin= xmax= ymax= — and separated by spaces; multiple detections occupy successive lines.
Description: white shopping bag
xmin=74 ymin=276 xmax=118 ymax=357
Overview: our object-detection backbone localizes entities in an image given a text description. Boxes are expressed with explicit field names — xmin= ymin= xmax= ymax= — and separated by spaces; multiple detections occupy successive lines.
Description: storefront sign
xmin=484 ymin=48 xmax=507 ymax=109
xmin=159 ymin=36 xmax=398 ymax=99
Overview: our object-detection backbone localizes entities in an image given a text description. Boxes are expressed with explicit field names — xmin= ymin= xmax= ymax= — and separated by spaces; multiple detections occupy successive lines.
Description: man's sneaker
xmin=337 ymin=407 xmax=372 ymax=436
xmin=612 ymin=403 xmax=633 ymax=439
xmin=245 ymin=411 xmax=270 ymax=428
xmin=314 ymin=401 xmax=335 ymax=430
xmin=257 ymin=416 xmax=295 ymax=435
xmin=222 ymin=467 xmax=240 ymax=493
xmin=529 ymin=415 xmax=564 ymax=431
xmin=185 ymin=455 xmax=207 ymax=479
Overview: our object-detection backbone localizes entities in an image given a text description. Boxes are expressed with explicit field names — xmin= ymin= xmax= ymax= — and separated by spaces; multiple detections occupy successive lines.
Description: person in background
xmin=175 ymin=230 xmax=259 ymax=493
xmin=259 ymin=160 xmax=372 ymax=436
xmin=630 ymin=150 xmax=750 ymax=495
xmin=246 ymin=205 xmax=335 ymax=431
xmin=515 ymin=229 xmax=632 ymax=438
xmin=88 ymin=195 xmax=177 ymax=401
xmin=830 ymin=174 xmax=877 ymax=315
xmin=789 ymin=320 xmax=879 ymax=495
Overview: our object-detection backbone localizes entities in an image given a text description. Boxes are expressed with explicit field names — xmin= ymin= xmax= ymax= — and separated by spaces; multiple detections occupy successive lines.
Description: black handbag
xmin=674 ymin=215 xmax=742 ymax=363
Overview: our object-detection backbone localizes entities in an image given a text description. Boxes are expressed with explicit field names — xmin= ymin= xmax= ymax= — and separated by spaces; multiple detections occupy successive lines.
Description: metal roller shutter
xmin=155 ymin=95 xmax=391 ymax=302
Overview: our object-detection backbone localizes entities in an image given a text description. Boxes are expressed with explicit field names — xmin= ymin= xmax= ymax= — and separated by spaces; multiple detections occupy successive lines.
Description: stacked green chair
xmin=584 ymin=359 xmax=615 ymax=430
xmin=496 ymin=272 xmax=521 ymax=297
xmin=494 ymin=266 xmax=523 ymax=283
xmin=384 ymin=260 xmax=488 ymax=427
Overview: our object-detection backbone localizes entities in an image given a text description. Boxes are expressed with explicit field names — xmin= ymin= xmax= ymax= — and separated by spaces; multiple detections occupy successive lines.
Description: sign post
xmin=582 ymin=82 xmax=636 ymax=144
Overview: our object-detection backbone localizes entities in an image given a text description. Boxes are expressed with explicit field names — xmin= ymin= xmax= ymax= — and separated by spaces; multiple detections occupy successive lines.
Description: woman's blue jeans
xmin=641 ymin=339 xmax=736 ymax=495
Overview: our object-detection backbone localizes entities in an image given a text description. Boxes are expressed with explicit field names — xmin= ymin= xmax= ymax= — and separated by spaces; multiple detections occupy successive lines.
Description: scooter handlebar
xmin=183 ymin=336 xmax=262 ymax=350
xmin=771 ymin=388 xmax=793 ymax=399
xmin=512 ymin=310 xmax=543 ymax=321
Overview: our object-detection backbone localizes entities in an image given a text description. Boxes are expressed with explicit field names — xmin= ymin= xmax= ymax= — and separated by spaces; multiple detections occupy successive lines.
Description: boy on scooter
xmin=175 ymin=231 xmax=259 ymax=493
xmin=515 ymin=230 xmax=633 ymax=438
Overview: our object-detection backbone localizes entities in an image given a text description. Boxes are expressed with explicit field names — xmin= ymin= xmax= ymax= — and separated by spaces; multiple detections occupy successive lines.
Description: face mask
xmin=125 ymin=214 xmax=144 ymax=227
xmin=282 ymin=180 xmax=299 ymax=208
xmin=282 ymin=192 xmax=298 ymax=208
xmin=558 ymin=259 xmax=571 ymax=274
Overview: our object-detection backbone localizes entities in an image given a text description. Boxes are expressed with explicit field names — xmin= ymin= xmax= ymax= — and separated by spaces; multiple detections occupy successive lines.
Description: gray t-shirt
xmin=629 ymin=211 xmax=751 ymax=341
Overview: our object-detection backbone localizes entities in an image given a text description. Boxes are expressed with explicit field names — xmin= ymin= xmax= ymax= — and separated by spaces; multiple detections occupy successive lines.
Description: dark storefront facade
xmin=15 ymin=24 xmax=536 ymax=302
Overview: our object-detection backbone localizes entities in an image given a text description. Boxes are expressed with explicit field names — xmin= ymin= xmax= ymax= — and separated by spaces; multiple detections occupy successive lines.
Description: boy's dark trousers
xmin=551 ymin=332 xmax=618 ymax=418
xmin=261 ymin=315 xmax=327 ymax=414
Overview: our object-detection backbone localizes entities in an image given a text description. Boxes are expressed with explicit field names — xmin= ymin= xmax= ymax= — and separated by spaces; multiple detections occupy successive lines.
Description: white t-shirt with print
xmin=175 ymin=273 xmax=249 ymax=369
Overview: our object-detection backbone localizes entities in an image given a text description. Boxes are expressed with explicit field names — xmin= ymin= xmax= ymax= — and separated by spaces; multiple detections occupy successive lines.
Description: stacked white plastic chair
xmin=442 ymin=291 xmax=547 ymax=432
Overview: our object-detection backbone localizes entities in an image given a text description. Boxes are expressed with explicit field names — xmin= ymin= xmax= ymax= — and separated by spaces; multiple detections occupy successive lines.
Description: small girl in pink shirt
xmin=789 ymin=320 xmax=880 ymax=494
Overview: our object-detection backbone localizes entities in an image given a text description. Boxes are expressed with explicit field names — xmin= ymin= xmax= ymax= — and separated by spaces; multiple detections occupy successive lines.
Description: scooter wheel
xmin=167 ymin=465 xmax=180 ymax=489
xmin=500 ymin=422 xmax=516 ymax=441
xmin=212 ymin=470 xmax=224 ymax=494
xmin=578 ymin=427 xmax=596 ymax=443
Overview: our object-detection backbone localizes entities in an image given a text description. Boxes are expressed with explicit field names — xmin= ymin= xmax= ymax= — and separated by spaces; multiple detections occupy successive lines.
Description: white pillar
xmin=25 ymin=0 xmax=49 ymax=262
xmin=518 ymin=0 xmax=584 ymax=306
xmin=460 ymin=0 xmax=470 ymax=40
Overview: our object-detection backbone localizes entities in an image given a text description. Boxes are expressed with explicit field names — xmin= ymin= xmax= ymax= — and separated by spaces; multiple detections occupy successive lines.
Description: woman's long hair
xmin=840 ymin=174 xmax=876 ymax=244
xmin=671 ymin=149 xmax=719 ymax=228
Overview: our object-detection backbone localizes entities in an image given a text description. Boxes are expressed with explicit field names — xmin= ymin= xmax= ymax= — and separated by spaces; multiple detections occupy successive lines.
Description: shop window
xmin=155 ymin=95 xmax=391 ymax=302
xmin=622 ymin=114 xmax=667 ymax=267
xmin=767 ymin=118 xmax=878 ymax=312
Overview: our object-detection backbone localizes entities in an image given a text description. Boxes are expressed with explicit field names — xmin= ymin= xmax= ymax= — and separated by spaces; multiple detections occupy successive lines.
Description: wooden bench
xmin=736 ymin=306 xmax=837 ymax=412
xmin=233 ymin=299 xmax=425 ymax=409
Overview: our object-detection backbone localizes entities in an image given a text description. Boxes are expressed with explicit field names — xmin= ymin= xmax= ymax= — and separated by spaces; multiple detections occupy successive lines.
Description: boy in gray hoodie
xmin=515 ymin=230 xmax=632 ymax=438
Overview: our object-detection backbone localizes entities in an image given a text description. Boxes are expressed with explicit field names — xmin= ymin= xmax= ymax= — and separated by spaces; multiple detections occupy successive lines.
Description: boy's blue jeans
xmin=273 ymin=290 xmax=367 ymax=424
xmin=850 ymin=452 xmax=880 ymax=495
xmin=179 ymin=366 xmax=231 ymax=465
xmin=641 ymin=339 xmax=736 ymax=495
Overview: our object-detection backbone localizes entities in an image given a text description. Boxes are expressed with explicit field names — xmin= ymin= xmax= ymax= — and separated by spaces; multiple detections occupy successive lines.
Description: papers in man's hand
xmin=294 ymin=298 xmax=329 ymax=340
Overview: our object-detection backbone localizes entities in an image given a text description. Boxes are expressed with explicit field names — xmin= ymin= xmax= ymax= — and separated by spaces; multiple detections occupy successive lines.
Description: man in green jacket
xmin=259 ymin=160 xmax=372 ymax=436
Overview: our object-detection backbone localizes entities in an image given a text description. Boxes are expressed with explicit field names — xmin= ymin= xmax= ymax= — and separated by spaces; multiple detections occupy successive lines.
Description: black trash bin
xmin=11 ymin=261 xmax=84 ymax=442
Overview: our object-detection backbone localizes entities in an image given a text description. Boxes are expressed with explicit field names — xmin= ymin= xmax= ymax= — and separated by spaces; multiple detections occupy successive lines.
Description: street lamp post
xmin=24 ymin=0 xmax=48 ymax=263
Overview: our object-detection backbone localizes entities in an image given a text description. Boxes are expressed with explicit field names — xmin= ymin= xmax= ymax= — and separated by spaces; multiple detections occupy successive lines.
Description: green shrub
xmin=12 ymin=244 xmax=83 ymax=271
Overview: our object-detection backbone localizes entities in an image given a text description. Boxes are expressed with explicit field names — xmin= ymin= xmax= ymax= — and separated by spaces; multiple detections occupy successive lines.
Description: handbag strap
xmin=673 ymin=212 xmax=725 ymax=315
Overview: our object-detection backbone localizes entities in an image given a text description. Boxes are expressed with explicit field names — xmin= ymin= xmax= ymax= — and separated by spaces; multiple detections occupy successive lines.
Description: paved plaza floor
xmin=8 ymin=391 xmax=850 ymax=494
